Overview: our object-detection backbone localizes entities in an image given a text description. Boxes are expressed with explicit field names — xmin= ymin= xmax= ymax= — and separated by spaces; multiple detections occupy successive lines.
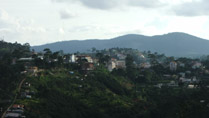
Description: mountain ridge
xmin=32 ymin=32 xmax=209 ymax=57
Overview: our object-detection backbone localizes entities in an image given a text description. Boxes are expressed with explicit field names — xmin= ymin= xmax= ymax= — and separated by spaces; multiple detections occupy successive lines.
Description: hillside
xmin=32 ymin=32 xmax=209 ymax=57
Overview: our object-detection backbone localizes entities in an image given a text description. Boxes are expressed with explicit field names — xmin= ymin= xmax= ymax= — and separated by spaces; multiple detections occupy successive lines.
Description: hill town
xmin=1 ymin=40 xmax=209 ymax=118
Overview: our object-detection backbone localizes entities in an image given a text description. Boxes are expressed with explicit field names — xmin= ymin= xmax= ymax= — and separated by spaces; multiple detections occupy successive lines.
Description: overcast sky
xmin=0 ymin=0 xmax=209 ymax=46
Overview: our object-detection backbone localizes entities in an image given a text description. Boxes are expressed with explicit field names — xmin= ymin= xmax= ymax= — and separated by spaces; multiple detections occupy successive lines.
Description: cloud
xmin=0 ymin=9 xmax=48 ymax=44
xmin=79 ymin=0 xmax=117 ymax=9
xmin=52 ymin=0 xmax=165 ymax=10
xmin=59 ymin=9 xmax=76 ymax=19
xmin=173 ymin=0 xmax=209 ymax=16
xmin=127 ymin=0 xmax=164 ymax=8
xmin=52 ymin=0 xmax=209 ymax=17
xmin=59 ymin=28 xmax=65 ymax=34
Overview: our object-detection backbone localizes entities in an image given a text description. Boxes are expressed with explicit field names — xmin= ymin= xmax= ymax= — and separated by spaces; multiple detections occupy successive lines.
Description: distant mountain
xmin=32 ymin=32 xmax=209 ymax=57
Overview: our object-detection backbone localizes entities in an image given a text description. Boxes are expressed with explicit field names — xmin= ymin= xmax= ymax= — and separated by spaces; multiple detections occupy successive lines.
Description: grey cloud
xmin=59 ymin=10 xmax=75 ymax=19
xmin=79 ymin=0 xmax=117 ymax=9
xmin=128 ymin=0 xmax=164 ymax=8
xmin=173 ymin=0 xmax=209 ymax=16
xmin=52 ymin=0 xmax=164 ymax=10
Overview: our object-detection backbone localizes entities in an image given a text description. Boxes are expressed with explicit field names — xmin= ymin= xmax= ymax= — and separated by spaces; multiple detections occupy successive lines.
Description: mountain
xmin=32 ymin=32 xmax=209 ymax=57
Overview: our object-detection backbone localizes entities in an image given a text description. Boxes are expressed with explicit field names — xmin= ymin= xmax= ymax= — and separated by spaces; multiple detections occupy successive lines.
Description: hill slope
xmin=32 ymin=32 xmax=209 ymax=57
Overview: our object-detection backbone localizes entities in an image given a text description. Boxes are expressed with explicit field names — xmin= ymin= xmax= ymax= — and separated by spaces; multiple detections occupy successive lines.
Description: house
xmin=26 ymin=95 xmax=32 ymax=99
xmin=20 ymin=71 xmax=27 ymax=74
xmin=192 ymin=62 xmax=202 ymax=69
xmin=179 ymin=76 xmax=198 ymax=83
xmin=167 ymin=81 xmax=178 ymax=87
xmin=24 ymin=82 xmax=31 ymax=87
xmin=12 ymin=105 xmax=24 ymax=110
xmin=205 ymin=70 xmax=209 ymax=74
xmin=27 ymin=66 xmax=38 ymax=73
xmin=170 ymin=61 xmax=177 ymax=71
xmin=5 ymin=104 xmax=25 ymax=118
xmin=69 ymin=71 xmax=74 ymax=74
xmin=140 ymin=62 xmax=151 ymax=69
xmin=154 ymin=83 xmax=163 ymax=88
xmin=20 ymin=92 xmax=27 ymax=98
xmin=107 ymin=58 xmax=117 ymax=71
xmin=76 ymin=55 xmax=93 ymax=63
xmin=5 ymin=113 xmax=21 ymax=118
xmin=81 ymin=63 xmax=94 ymax=71
xmin=70 ymin=54 xmax=76 ymax=63
xmin=179 ymin=62 xmax=185 ymax=67
xmin=116 ymin=60 xmax=126 ymax=69
xmin=37 ymin=55 xmax=44 ymax=60
xmin=188 ymin=84 xmax=196 ymax=89
xmin=12 ymin=58 xmax=17 ymax=65
xmin=191 ymin=76 xmax=198 ymax=83
xmin=163 ymin=74 xmax=171 ymax=78
xmin=18 ymin=57 xmax=34 ymax=62
xmin=179 ymin=72 xmax=185 ymax=77
xmin=117 ymin=54 xmax=126 ymax=60
xmin=186 ymin=71 xmax=191 ymax=74
xmin=179 ymin=77 xmax=192 ymax=83
xmin=52 ymin=59 xmax=58 ymax=62
xmin=11 ymin=109 xmax=24 ymax=114
xmin=63 ymin=54 xmax=74 ymax=63
xmin=92 ymin=58 xmax=99 ymax=64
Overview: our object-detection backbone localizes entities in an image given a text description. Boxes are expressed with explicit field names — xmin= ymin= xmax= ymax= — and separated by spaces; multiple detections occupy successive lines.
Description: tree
xmin=43 ymin=48 xmax=52 ymax=61
xmin=96 ymin=53 xmax=110 ymax=65
xmin=125 ymin=54 xmax=137 ymax=80
xmin=125 ymin=54 xmax=134 ymax=69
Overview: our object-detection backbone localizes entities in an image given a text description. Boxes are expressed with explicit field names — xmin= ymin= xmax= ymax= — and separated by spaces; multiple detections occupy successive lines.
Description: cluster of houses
xmin=169 ymin=61 xmax=203 ymax=71
xmin=154 ymin=60 xmax=205 ymax=89
xmin=13 ymin=50 xmax=208 ymax=90
xmin=4 ymin=81 xmax=33 ymax=118
xmin=62 ymin=54 xmax=127 ymax=71
xmin=20 ymin=82 xmax=34 ymax=99
xmin=14 ymin=50 xmax=206 ymax=74
xmin=4 ymin=104 xmax=25 ymax=118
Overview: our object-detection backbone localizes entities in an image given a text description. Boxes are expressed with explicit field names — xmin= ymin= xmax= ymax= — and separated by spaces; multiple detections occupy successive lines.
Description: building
xmin=179 ymin=77 xmax=191 ymax=83
xmin=5 ymin=113 xmax=22 ymax=118
xmin=4 ymin=104 xmax=25 ymax=118
xmin=81 ymin=63 xmax=94 ymax=71
xmin=116 ymin=60 xmax=126 ymax=69
xmin=76 ymin=55 xmax=93 ymax=63
xmin=27 ymin=66 xmax=38 ymax=73
xmin=140 ymin=62 xmax=151 ymax=69
xmin=107 ymin=58 xmax=117 ymax=71
xmin=179 ymin=72 xmax=185 ymax=77
xmin=179 ymin=63 xmax=185 ymax=67
xmin=170 ymin=61 xmax=177 ymax=71
xmin=179 ymin=76 xmax=198 ymax=84
xmin=192 ymin=62 xmax=202 ymax=69
xmin=117 ymin=54 xmax=126 ymax=60
xmin=18 ymin=57 xmax=34 ymax=61
xmin=12 ymin=58 xmax=17 ymax=65
xmin=70 ymin=54 xmax=76 ymax=63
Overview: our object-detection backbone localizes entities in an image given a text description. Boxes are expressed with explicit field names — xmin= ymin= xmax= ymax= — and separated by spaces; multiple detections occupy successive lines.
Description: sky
xmin=0 ymin=0 xmax=209 ymax=46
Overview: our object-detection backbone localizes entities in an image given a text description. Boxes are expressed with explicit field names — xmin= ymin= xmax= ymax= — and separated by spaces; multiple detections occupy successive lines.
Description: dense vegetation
xmin=18 ymin=67 xmax=209 ymax=118
xmin=0 ymin=41 xmax=30 ymax=115
xmin=2 ymin=41 xmax=209 ymax=118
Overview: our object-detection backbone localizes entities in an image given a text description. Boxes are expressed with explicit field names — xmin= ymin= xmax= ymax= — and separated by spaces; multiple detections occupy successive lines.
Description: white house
xmin=107 ymin=59 xmax=117 ymax=71
xmin=192 ymin=62 xmax=202 ymax=69
xmin=70 ymin=54 xmax=76 ymax=63
xmin=170 ymin=61 xmax=177 ymax=71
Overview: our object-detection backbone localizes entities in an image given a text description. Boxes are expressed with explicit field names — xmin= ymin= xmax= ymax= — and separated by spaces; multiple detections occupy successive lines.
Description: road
xmin=1 ymin=78 xmax=26 ymax=118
